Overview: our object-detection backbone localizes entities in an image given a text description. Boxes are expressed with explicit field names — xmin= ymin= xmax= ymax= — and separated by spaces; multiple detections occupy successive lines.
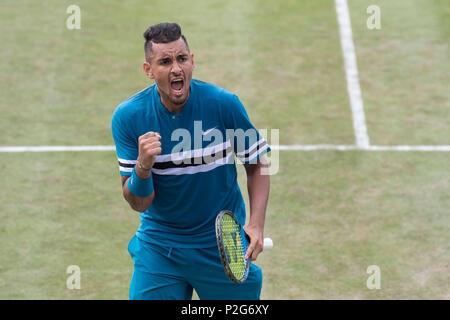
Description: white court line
xmin=335 ymin=0 xmax=370 ymax=148
xmin=0 ymin=145 xmax=449 ymax=152
xmin=273 ymin=145 xmax=450 ymax=152
xmin=363 ymin=145 xmax=450 ymax=152
xmin=0 ymin=145 xmax=116 ymax=152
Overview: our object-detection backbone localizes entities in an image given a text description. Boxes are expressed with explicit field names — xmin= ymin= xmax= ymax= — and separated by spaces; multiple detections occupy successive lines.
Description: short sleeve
xmin=111 ymin=107 xmax=138 ymax=176
xmin=225 ymin=95 xmax=271 ymax=164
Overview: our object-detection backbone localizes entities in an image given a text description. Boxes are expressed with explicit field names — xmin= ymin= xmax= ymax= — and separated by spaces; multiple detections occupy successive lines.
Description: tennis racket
xmin=215 ymin=210 xmax=273 ymax=284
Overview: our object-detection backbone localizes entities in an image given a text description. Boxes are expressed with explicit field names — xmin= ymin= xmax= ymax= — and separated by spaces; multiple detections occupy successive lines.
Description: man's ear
xmin=143 ymin=61 xmax=154 ymax=79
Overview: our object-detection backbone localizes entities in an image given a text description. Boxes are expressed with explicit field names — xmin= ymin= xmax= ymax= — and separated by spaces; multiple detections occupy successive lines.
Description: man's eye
xmin=161 ymin=59 xmax=170 ymax=65
xmin=178 ymin=56 xmax=187 ymax=62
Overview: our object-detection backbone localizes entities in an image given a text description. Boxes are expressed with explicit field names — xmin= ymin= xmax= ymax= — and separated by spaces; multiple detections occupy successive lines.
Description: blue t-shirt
xmin=111 ymin=79 xmax=270 ymax=248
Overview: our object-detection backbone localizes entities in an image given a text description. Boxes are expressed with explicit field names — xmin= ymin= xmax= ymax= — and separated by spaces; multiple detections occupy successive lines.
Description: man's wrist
xmin=248 ymin=215 xmax=266 ymax=229
xmin=135 ymin=160 xmax=152 ymax=179
xmin=138 ymin=159 xmax=151 ymax=171
xmin=127 ymin=167 xmax=154 ymax=198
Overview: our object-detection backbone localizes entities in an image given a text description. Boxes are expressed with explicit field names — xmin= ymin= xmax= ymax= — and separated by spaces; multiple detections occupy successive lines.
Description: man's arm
xmin=121 ymin=131 xmax=161 ymax=212
xmin=121 ymin=169 xmax=154 ymax=212
xmin=243 ymin=155 xmax=270 ymax=261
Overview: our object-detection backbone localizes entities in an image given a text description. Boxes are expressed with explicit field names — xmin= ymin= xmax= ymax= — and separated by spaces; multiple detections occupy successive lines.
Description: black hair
xmin=143 ymin=22 xmax=189 ymax=60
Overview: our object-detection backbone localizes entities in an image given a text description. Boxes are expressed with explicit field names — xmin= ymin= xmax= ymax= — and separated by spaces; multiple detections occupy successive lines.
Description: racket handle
xmin=263 ymin=237 xmax=273 ymax=249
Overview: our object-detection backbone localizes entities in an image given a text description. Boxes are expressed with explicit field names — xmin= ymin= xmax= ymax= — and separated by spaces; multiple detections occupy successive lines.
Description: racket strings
xmin=222 ymin=215 xmax=247 ymax=280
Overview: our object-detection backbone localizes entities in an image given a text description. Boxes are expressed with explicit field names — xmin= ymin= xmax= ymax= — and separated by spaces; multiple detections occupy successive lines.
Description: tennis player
xmin=111 ymin=22 xmax=271 ymax=300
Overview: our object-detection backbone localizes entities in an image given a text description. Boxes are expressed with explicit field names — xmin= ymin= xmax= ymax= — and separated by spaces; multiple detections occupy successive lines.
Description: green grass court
xmin=0 ymin=0 xmax=448 ymax=299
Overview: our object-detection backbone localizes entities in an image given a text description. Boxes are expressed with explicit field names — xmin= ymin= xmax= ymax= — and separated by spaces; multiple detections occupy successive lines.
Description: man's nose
xmin=171 ymin=61 xmax=182 ymax=74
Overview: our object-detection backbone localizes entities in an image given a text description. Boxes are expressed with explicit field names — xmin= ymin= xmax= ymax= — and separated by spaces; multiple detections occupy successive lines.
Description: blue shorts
xmin=127 ymin=234 xmax=263 ymax=300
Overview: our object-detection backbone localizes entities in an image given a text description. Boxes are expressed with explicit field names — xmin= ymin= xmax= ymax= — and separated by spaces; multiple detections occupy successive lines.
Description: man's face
xmin=143 ymin=38 xmax=194 ymax=111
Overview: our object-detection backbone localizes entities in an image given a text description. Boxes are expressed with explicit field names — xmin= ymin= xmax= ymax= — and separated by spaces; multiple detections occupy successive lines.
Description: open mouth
xmin=170 ymin=78 xmax=184 ymax=95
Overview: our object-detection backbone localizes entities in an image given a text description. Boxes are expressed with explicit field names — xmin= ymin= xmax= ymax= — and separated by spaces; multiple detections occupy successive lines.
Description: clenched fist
xmin=138 ymin=131 xmax=162 ymax=170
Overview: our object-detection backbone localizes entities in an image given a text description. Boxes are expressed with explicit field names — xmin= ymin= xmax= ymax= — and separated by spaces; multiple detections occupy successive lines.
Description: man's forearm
xmin=243 ymin=157 xmax=270 ymax=260
xmin=122 ymin=165 xmax=155 ymax=212
xmin=247 ymin=160 xmax=270 ymax=229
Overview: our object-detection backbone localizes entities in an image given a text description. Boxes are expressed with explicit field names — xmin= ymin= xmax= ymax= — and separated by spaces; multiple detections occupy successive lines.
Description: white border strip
xmin=0 ymin=145 xmax=449 ymax=153
xmin=335 ymin=0 xmax=370 ymax=148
